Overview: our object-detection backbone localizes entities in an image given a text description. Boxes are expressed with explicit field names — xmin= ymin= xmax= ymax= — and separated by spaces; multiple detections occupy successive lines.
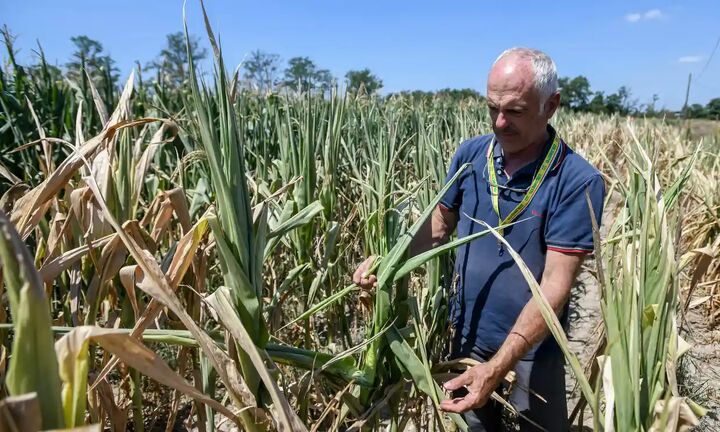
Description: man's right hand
xmin=352 ymin=255 xmax=378 ymax=290
xmin=352 ymin=207 xmax=457 ymax=291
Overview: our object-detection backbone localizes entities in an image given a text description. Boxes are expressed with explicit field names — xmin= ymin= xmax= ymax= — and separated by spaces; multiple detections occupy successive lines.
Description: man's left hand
xmin=439 ymin=362 xmax=505 ymax=413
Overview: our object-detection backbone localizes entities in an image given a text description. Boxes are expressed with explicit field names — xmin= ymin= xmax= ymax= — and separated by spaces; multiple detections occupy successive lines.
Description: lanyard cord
xmin=486 ymin=134 xmax=561 ymax=237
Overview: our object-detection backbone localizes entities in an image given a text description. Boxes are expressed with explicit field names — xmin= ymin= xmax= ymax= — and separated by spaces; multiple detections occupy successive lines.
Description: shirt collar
xmin=493 ymin=124 xmax=564 ymax=179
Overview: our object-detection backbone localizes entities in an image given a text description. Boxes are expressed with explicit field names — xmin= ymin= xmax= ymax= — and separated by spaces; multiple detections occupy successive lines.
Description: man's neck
xmin=501 ymin=128 xmax=550 ymax=177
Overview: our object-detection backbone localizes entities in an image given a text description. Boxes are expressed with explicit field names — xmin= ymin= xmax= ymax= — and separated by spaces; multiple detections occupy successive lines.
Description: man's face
xmin=486 ymin=57 xmax=558 ymax=153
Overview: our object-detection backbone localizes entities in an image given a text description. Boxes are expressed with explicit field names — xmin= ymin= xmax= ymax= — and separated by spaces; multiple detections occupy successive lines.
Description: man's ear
xmin=544 ymin=92 xmax=561 ymax=118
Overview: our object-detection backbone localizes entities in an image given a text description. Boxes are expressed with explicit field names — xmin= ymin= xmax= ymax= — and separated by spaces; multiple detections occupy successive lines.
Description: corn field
xmin=0 ymin=5 xmax=718 ymax=432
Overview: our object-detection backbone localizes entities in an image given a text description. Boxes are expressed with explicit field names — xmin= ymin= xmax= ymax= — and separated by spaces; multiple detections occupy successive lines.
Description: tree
xmin=686 ymin=104 xmax=707 ymax=119
xmin=558 ymin=76 xmax=592 ymax=110
xmin=604 ymin=93 xmax=622 ymax=115
xmin=66 ymin=35 xmax=119 ymax=104
xmin=644 ymin=94 xmax=660 ymax=117
xmin=587 ymin=91 xmax=606 ymax=114
xmin=706 ymin=98 xmax=720 ymax=120
xmin=282 ymin=56 xmax=333 ymax=92
xmin=147 ymin=32 xmax=207 ymax=88
xmin=313 ymin=68 xmax=334 ymax=93
xmin=345 ymin=68 xmax=383 ymax=95
xmin=242 ymin=50 xmax=280 ymax=93
xmin=604 ymin=86 xmax=634 ymax=115
xmin=66 ymin=36 xmax=118 ymax=85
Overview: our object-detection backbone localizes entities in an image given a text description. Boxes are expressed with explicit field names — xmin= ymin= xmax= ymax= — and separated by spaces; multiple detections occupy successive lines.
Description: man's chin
xmin=495 ymin=133 xmax=522 ymax=149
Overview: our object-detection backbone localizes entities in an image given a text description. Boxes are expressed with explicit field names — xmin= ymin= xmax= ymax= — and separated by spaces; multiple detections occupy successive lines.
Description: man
xmin=353 ymin=47 xmax=604 ymax=431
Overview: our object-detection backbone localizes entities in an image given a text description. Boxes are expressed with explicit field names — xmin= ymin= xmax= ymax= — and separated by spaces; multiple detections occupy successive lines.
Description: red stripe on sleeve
xmin=546 ymin=246 xmax=593 ymax=255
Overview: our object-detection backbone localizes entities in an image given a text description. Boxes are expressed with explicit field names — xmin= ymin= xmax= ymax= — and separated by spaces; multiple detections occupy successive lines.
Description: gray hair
xmin=493 ymin=47 xmax=558 ymax=108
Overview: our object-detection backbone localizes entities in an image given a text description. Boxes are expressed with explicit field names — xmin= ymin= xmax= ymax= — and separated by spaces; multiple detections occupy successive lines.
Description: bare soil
xmin=678 ymin=308 xmax=720 ymax=430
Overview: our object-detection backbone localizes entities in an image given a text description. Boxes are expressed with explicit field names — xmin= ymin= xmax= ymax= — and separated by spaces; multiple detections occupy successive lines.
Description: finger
xmin=355 ymin=257 xmax=375 ymax=283
xmin=357 ymin=275 xmax=377 ymax=290
xmin=360 ymin=255 xmax=376 ymax=274
xmin=439 ymin=395 xmax=476 ymax=413
xmin=443 ymin=371 xmax=471 ymax=391
xmin=353 ymin=265 xmax=366 ymax=284
xmin=439 ymin=397 xmax=463 ymax=411
xmin=360 ymin=267 xmax=375 ymax=279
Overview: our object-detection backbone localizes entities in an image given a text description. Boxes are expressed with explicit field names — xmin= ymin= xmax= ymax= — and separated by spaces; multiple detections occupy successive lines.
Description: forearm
xmin=488 ymin=251 xmax=583 ymax=375
xmin=408 ymin=205 xmax=457 ymax=256
xmin=488 ymin=283 xmax=570 ymax=375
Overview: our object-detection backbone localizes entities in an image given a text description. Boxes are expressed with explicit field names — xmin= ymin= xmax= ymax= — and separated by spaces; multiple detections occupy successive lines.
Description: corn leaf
xmin=0 ymin=209 xmax=64 ymax=429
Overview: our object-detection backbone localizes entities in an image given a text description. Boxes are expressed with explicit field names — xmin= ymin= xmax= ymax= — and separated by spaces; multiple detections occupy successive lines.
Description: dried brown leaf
xmin=55 ymin=326 xmax=242 ymax=428
xmin=83 ymin=175 xmax=260 ymax=427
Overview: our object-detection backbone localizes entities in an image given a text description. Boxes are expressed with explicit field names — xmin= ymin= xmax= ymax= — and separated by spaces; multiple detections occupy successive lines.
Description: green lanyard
xmin=486 ymin=134 xmax=561 ymax=242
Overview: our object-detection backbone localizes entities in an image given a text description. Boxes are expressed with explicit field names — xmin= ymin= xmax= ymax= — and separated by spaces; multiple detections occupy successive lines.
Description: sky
xmin=1 ymin=0 xmax=719 ymax=110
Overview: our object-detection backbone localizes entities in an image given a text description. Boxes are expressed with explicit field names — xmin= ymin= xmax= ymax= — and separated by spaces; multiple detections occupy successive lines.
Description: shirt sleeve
xmin=439 ymin=143 xmax=468 ymax=211
xmin=545 ymin=174 xmax=605 ymax=254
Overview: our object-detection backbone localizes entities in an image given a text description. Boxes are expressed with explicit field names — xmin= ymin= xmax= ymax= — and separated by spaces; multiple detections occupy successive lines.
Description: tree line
xmin=4 ymin=30 xmax=384 ymax=96
xmin=559 ymin=75 xmax=720 ymax=120
xmin=3 ymin=27 xmax=719 ymax=119
xmin=241 ymin=50 xmax=383 ymax=95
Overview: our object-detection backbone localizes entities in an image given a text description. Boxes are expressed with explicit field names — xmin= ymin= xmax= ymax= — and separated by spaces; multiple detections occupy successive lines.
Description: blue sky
xmin=1 ymin=0 xmax=718 ymax=110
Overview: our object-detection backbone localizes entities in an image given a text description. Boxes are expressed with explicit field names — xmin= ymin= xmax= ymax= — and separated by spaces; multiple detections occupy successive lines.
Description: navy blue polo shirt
xmin=440 ymin=125 xmax=605 ymax=359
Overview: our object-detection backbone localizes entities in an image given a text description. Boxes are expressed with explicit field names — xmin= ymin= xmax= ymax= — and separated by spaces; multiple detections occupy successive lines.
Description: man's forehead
xmin=488 ymin=58 xmax=533 ymax=87
xmin=486 ymin=94 xmax=529 ymax=107
xmin=486 ymin=78 xmax=534 ymax=104
xmin=492 ymin=53 xmax=532 ymax=72
xmin=487 ymin=58 xmax=536 ymax=102
xmin=495 ymin=57 xmax=529 ymax=74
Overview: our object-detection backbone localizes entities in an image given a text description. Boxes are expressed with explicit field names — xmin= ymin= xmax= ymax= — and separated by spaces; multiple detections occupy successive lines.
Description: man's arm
xmin=409 ymin=205 xmax=458 ymax=256
xmin=440 ymin=249 xmax=585 ymax=413
xmin=353 ymin=205 xmax=458 ymax=289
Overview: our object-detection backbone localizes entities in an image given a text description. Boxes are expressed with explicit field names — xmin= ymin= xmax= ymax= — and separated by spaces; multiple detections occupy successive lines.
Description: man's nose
xmin=495 ymin=112 xmax=509 ymax=129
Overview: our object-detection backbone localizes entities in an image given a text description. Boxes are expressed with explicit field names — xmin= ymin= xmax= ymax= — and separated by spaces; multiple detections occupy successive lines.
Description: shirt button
xmin=496 ymin=169 xmax=503 ymax=175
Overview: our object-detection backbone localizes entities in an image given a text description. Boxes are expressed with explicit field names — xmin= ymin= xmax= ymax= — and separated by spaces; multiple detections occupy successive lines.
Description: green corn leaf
xmin=385 ymin=324 xmax=467 ymax=431
xmin=393 ymin=218 xmax=527 ymax=282
xmin=266 ymin=200 xmax=324 ymax=240
xmin=267 ymin=343 xmax=369 ymax=386
xmin=361 ymin=163 xmax=470 ymax=391
xmin=376 ymin=163 xmax=470 ymax=286
xmin=282 ymin=284 xmax=360 ymax=330
xmin=0 ymin=210 xmax=64 ymax=429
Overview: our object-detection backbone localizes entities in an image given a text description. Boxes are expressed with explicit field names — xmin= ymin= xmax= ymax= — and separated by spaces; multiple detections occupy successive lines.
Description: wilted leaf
xmin=55 ymin=326 xmax=241 ymax=427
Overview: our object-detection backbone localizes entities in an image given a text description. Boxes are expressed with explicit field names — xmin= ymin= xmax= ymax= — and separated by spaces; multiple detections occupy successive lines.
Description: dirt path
xmin=679 ymin=309 xmax=720 ymax=430
xmin=564 ymin=266 xmax=603 ymax=430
